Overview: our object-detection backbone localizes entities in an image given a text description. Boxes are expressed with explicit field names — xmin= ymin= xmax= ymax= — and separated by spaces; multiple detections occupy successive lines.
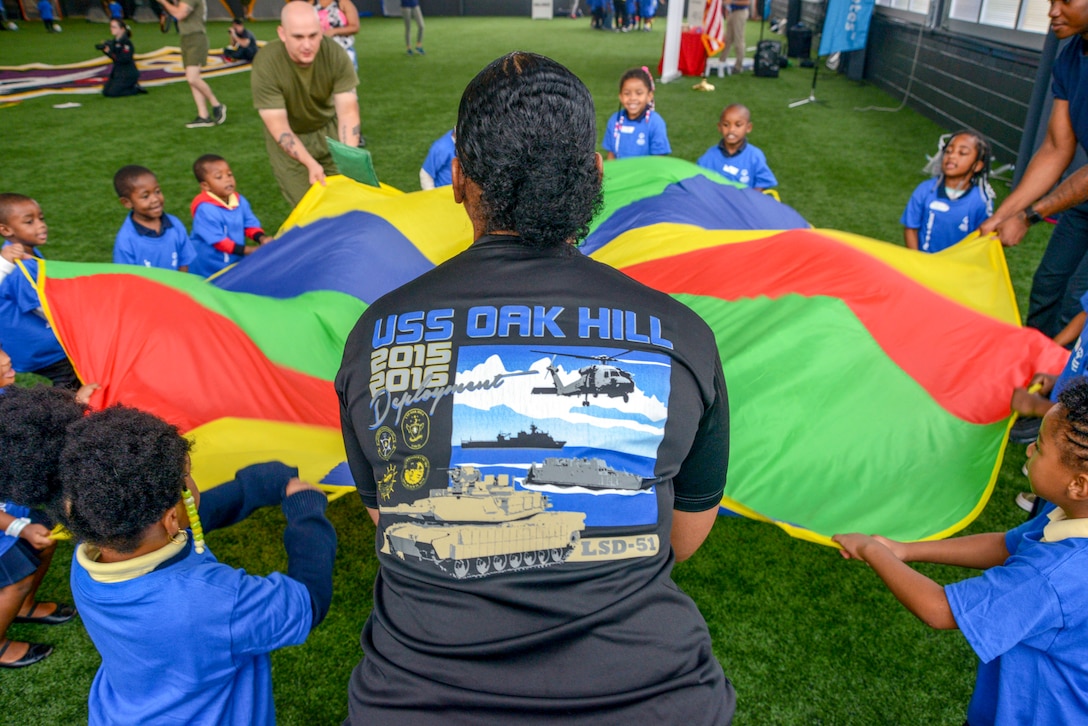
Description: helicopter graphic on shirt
xmin=528 ymin=350 xmax=644 ymax=406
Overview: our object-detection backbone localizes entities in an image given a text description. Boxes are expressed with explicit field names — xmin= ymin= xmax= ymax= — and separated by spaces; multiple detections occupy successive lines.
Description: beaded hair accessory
xmin=182 ymin=488 xmax=205 ymax=554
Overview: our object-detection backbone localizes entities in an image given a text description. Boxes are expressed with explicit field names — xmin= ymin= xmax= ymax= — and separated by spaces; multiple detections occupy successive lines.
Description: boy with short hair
xmin=112 ymin=165 xmax=196 ymax=272
xmin=0 ymin=194 xmax=80 ymax=389
xmin=835 ymin=378 xmax=1088 ymax=725
xmin=695 ymin=104 xmax=777 ymax=191
xmin=188 ymin=154 xmax=268 ymax=278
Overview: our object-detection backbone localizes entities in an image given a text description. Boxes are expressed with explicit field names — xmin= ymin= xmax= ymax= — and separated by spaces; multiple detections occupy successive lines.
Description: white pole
xmin=659 ymin=0 xmax=687 ymax=83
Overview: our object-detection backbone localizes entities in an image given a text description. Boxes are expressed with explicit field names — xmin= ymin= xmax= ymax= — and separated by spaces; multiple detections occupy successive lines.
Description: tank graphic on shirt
xmin=381 ymin=466 xmax=585 ymax=579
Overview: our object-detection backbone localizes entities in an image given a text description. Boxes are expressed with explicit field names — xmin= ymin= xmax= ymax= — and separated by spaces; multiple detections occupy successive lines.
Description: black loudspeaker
xmin=787 ymin=0 xmax=801 ymax=28
xmin=787 ymin=23 xmax=812 ymax=58
xmin=754 ymin=40 xmax=781 ymax=77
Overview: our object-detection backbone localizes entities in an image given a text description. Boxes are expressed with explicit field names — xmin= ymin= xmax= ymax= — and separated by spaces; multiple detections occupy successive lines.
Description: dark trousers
xmin=612 ymin=0 xmax=626 ymax=27
xmin=1027 ymin=204 xmax=1088 ymax=338
xmin=31 ymin=357 xmax=80 ymax=390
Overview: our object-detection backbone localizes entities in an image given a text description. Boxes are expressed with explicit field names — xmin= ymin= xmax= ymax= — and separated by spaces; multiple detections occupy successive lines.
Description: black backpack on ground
xmin=755 ymin=40 xmax=781 ymax=78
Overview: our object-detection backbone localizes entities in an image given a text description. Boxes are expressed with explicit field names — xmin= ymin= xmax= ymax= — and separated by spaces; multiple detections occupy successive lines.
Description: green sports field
xmin=0 ymin=15 xmax=1054 ymax=724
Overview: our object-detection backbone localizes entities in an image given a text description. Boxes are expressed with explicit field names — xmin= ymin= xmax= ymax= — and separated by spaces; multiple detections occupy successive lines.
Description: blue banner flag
xmin=818 ymin=0 xmax=875 ymax=56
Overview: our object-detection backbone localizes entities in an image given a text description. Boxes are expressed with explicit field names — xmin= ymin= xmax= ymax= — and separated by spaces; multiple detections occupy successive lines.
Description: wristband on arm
xmin=5 ymin=517 xmax=30 ymax=538
xmin=1024 ymin=208 xmax=1044 ymax=226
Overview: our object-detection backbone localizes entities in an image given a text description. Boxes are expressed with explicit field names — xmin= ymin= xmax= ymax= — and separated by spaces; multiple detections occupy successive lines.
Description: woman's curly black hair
xmin=0 ymin=386 xmax=88 ymax=508
xmin=59 ymin=405 xmax=191 ymax=553
xmin=455 ymin=52 xmax=604 ymax=249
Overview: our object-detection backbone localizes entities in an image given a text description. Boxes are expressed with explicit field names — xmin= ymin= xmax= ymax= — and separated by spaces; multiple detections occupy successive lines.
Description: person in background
xmin=313 ymin=0 xmax=359 ymax=69
xmin=420 ymin=129 xmax=455 ymax=189
xmin=156 ymin=0 xmax=227 ymax=128
xmin=224 ymin=17 xmax=259 ymax=63
xmin=97 ymin=19 xmax=146 ymax=97
xmin=402 ymin=0 xmax=424 ymax=54
xmin=251 ymin=1 xmax=361 ymax=207
xmin=721 ymin=0 xmax=748 ymax=74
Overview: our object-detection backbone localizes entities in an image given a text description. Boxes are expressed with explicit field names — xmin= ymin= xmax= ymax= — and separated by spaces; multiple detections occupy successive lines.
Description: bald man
xmin=251 ymin=1 xmax=361 ymax=206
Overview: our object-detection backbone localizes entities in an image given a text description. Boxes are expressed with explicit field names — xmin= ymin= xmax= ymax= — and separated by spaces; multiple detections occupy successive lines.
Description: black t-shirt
xmin=336 ymin=235 xmax=734 ymax=724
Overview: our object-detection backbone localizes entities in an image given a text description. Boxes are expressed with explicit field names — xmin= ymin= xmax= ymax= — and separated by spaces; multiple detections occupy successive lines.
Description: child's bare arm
xmin=833 ymin=533 xmax=958 ymax=629
xmin=1055 ymin=310 xmax=1087 ymax=347
xmin=903 ymin=228 xmax=919 ymax=250
xmin=871 ymin=532 xmax=1010 ymax=569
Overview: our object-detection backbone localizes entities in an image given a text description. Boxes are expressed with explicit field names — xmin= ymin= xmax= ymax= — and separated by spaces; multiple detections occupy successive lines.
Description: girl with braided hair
xmin=835 ymin=377 xmax=1088 ymax=725
xmin=602 ymin=66 xmax=671 ymax=160
xmin=901 ymin=130 xmax=994 ymax=253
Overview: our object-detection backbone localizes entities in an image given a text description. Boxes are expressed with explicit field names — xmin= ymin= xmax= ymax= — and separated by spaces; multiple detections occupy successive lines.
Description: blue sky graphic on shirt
xmin=451 ymin=345 xmax=670 ymax=527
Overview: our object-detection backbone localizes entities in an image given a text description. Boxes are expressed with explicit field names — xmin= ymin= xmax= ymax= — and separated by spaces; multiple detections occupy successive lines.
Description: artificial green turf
xmin=0 ymin=16 xmax=1056 ymax=724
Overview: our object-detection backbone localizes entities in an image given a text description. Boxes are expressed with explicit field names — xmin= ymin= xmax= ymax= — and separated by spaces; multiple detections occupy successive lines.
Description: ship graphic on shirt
xmin=381 ymin=466 xmax=585 ymax=579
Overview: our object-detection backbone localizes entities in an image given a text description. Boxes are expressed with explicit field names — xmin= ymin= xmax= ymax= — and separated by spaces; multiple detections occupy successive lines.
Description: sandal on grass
xmin=13 ymin=601 xmax=77 ymax=625
xmin=0 ymin=639 xmax=53 ymax=668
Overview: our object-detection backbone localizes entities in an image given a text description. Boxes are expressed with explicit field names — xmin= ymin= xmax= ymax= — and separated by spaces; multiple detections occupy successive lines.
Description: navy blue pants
xmin=1027 ymin=204 xmax=1088 ymax=338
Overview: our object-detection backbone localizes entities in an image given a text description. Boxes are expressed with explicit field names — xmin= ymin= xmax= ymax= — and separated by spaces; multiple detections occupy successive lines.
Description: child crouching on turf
xmin=2 ymin=397 xmax=337 ymax=723
xmin=835 ymin=378 xmax=1088 ymax=725
xmin=0 ymin=382 xmax=87 ymax=669
xmin=901 ymin=130 xmax=994 ymax=253
xmin=189 ymin=154 xmax=269 ymax=277
xmin=113 ymin=165 xmax=196 ymax=272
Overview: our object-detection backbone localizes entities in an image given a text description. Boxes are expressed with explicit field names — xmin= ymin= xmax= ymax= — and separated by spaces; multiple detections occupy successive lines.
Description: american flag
xmin=702 ymin=0 xmax=725 ymax=55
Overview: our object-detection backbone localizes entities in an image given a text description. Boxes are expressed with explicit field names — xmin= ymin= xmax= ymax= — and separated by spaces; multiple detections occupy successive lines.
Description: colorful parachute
xmin=38 ymin=157 xmax=1067 ymax=545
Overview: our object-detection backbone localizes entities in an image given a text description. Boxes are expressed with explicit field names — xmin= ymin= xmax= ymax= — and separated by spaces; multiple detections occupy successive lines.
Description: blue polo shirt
xmin=1052 ymin=290 xmax=1088 ymax=402
xmin=0 ymin=258 xmax=67 ymax=372
xmin=421 ymin=130 xmax=456 ymax=188
xmin=696 ymin=140 xmax=777 ymax=189
xmin=113 ymin=213 xmax=197 ymax=271
xmin=900 ymin=178 xmax=992 ymax=253
xmin=602 ymin=109 xmax=671 ymax=159
xmin=946 ymin=503 xmax=1088 ymax=726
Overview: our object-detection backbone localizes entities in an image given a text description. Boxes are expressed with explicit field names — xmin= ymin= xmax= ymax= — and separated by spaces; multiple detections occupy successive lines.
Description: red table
xmin=658 ymin=30 xmax=707 ymax=77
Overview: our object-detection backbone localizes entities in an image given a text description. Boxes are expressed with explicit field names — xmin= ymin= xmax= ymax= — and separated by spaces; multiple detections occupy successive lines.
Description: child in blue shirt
xmin=37 ymin=0 xmax=59 ymax=32
xmin=107 ymin=0 xmax=122 ymax=19
xmin=602 ymin=67 xmax=670 ymax=159
xmin=835 ymin=378 xmax=1088 ymax=726
xmin=901 ymin=130 xmax=994 ymax=253
xmin=112 ymin=165 xmax=196 ymax=272
xmin=420 ymin=129 xmax=456 ymax=189
xmin=0 ymin=396 xmax=337 ymax=724
xmin=696 ymin=103 xmax=777 ymax=190
xmin=188 ymin=155 xmax=267 ymax=278
xmin=0 ymin=193 xmax=80 ymax=390
xmin=0 ymin=383 xmax=88 ymax=669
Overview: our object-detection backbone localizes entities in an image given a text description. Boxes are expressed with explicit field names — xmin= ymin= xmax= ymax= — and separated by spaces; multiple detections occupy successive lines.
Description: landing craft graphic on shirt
xmin=453 ymin=345 xmax=669 ymax=528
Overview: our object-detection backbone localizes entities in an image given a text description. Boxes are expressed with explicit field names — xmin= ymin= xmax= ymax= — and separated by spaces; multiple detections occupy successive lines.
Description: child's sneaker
xmin=186 ymin=116 xmax=215 ymax=128
xmin=406 ymin=48 xmax=413 ymax=55
xmin=1015 ymin=491 xmax=1037 ymax=512
xmin=415 ymin=46 xmax=424 ymax=55
xmin=212 ymin=104 xmax=227 ymax=125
